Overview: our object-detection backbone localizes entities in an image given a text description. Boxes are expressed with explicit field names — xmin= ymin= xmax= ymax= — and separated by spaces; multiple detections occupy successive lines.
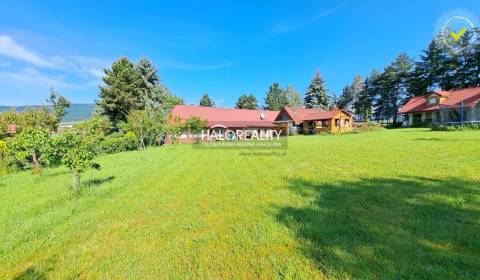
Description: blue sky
xmin=0 ymin=1 xmax=479 ymax=106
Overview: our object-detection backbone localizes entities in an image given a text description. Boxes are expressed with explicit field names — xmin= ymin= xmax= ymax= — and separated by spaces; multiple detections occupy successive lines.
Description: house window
xmin=335 ymin=119 xmax=340 ymax=127
xmin=428 ymin=96 xmax=437 ymax=105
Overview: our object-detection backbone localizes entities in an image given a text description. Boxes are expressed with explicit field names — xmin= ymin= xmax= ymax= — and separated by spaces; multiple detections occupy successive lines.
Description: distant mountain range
xmin=0 ymin=103 xmax=96 ymax=123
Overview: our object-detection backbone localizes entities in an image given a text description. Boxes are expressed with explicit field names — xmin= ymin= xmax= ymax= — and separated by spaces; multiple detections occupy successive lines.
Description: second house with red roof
xmin=399 ymin=87 xmax=480 ymax=126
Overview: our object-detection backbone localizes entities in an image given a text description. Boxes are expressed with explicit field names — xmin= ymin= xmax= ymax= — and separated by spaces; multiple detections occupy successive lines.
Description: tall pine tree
xmin=97 ymin=57 xmax=143 ymax=127
xmin=304 ymin=72 xmax=329 ymax=110
xmin=356 ymin=70 xmax=380 ymax=121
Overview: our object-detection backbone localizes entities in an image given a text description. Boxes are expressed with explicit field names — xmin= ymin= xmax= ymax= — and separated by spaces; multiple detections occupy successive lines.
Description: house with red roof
xmin=399 ymin=87 xmax=480 ymax=126
xmin=168 ymin=105 xmax=281 ymax=143
xmin=274 ymin=107 xmax=354 ymax=134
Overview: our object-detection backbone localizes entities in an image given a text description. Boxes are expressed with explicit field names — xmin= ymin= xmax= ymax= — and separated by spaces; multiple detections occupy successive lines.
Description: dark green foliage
xmin=409 ymin=29 xmax=480 ymax=93
xmin=97 ymin=57 xmax=144 ymax=127
xmin=304 ymin=72 xmax=329 ymax=109
xmin=432 ymin=123 xmax=480 ymax=131
xmin=265 ymin=82 xmax=288 ymax=111
xmin=355 ymin=70 xmax=380 ymax=121
xmin=373 ymin=53 xmax=414 ymax=124
xmin=236 ymin=94 xmax=258 ymax=109
xmin=199 ymin=93 xmax=214 ymax=107
xmin=97 ymin=57 xmax=181 ymax=128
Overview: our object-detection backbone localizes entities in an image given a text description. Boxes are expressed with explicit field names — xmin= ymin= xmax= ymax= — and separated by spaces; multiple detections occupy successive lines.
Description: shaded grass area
xmin=0 ymin=128 xmax=479 ymax=279
xmin=277 ymin=176 xmax=480 ymax=279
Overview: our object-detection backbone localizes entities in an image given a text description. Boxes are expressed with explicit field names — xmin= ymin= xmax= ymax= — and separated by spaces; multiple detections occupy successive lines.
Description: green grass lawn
xmin=1 ymin=128 xmax=480 ymax=279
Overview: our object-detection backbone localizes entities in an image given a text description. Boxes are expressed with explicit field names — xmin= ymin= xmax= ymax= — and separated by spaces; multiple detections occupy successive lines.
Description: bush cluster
xmin=99 ymin=132 xmax=138 ymax=154
xmin=432 ymin=123 xmax=480 ymax=131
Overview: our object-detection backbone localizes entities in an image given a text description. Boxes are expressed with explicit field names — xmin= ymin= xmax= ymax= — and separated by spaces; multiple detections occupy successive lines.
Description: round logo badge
xmin=435 ymin=8 xmax=479 ymax=54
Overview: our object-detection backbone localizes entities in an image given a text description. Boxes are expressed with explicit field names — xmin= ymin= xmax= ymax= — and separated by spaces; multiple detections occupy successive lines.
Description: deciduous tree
xmin=55 ymin=131 xmax=100 ymax=191
xmin=285 ymin=86 xmax=302 ymax=108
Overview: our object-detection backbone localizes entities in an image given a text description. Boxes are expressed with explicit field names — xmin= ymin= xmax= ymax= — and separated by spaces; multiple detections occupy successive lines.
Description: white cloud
xmin=0 ymin=35 xmax=108 ymax=78
xmin=0 ymin=67 xmax=96 ymax=90
xmin=0 ymin=35 xmax=53 ymax=68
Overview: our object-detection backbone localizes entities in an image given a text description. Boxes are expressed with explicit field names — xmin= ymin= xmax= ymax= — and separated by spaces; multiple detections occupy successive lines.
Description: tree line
xmin=197 ymin=28 xmax=480 ymax=123
xmin=198 ymin=77 xmax=327 ymax=111
xmin=336 ymin=28 xmax=480 ymax=124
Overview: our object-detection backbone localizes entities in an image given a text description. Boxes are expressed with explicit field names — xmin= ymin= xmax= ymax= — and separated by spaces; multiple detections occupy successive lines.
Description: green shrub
xmin=99 ymin=132 xmax=138 ymax=154
xmin=386 ymin=122 xmax=404 ymax=129
xmin=410 ymin=121 xmax=433 ymax=128
xmin=432 ymin=123 xmax=480 ymax=131
xmin=0 ymin=140 xmax=5 ymax=160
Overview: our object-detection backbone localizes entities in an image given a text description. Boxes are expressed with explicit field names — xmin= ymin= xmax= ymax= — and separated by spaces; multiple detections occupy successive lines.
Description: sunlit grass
xmin=1 ymin=128 xmax=479 ymax=279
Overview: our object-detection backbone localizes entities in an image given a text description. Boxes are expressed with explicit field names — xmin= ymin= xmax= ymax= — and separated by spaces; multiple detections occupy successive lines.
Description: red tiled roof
xmin=170 ymin=105 xmax=279 ymax=128
xmin=277 ymin=107 xmax=351 ymax=124
xmin=399 ymin=87 xmax=480 ymax=114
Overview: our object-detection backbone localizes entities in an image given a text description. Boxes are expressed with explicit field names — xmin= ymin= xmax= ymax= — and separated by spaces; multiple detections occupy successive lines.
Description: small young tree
xmin=120 ymin=109 xmax=165 ymax=148
xmin=55 ymin=131 xmax=100 ymax=191
xmin=184 ymin=116 xmax=207 ymax=143
xmin=122 ymin=110 xmax=149 ymax=149
xmin=47 ymin=88 xmax=71 ymax=128
xmin=7 ymin=127 xmax=52 ymax=172
xmin=165 ymin=115 xmax=184 ymax=144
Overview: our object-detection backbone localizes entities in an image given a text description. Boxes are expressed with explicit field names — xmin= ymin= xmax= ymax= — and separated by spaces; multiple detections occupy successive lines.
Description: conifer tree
xmin=199 ymin=93 xmax=214 ymax=107
xmin=235 ymin=94 xmax=258 ymax=109
xmin=304 ymin=72 xmax=329 ymax=110
xmin=264 ymin=82 xmax=288 ymax=110
xmin=97 ymin=57 xmax=143 ymax=127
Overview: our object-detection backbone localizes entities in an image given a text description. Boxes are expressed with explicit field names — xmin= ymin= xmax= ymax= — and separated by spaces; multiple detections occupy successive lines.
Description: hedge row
xmin=432 ymin=123 xmax=480 ymax=131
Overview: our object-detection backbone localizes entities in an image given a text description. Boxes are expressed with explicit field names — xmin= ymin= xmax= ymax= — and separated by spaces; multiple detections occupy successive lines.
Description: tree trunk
xmin=140 ymin=129 xmax=145 ymax=150
xmin=72 ymin=170 xmax=80 ymax=192
xmin=31 ymin=150 xmax=41 ymax=174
